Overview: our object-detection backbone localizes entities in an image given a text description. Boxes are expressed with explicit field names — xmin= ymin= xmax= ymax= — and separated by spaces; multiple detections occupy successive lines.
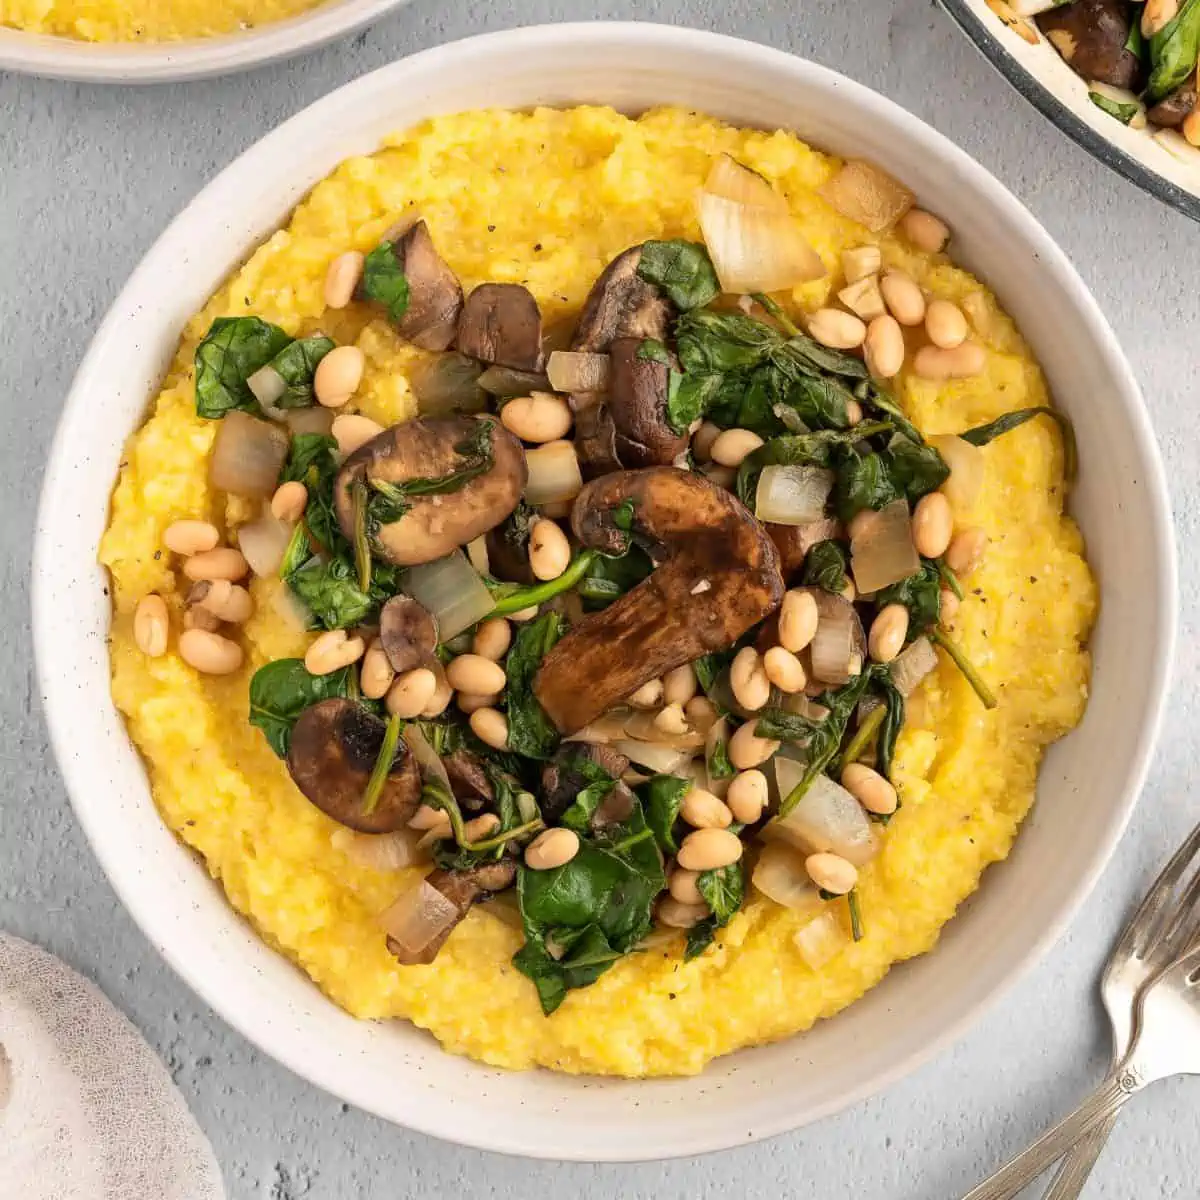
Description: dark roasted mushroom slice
xmin=1037 ymin=0 xmax=1141 ymax=90
xmin=334 ymin=415 xmax=527 ymax=567
xmin=573 ymin=402 xmax=623 ymax=481
xmin=1148 ymin=74 xmax=1198 ymax=128
xmin=484 ymin=500 xmax=536 ymax=584
xmin=572 ymin=245 xmax=676 ymax=354
xmin=540 ymin=743 xmax=631 ymax=823
xmin=456 ymin=284 xmax=544 ymax=371
xmin=533 ymin=468 xmax=785 ymax=734
xmin=766 ymin=517 xmax=843 ymax=578
xmin=370 ymin=220 xmax=464 ymax=352
xmin=385 ymin=861 xmax=517 ymax=965
xmin=287 ymin=699 xmax=421 ymax=833
xmin=605 ymin=337 xmax=689 ymax=468
xmin=379 ymin=594 xmax=438 ymax=673
xmin=443 ymin=749 xmax=495 ymax=812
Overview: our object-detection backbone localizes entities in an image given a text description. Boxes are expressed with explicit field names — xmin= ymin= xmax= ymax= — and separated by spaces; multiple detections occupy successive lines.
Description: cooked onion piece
xmin=930 ymin=433 xmax=984 ymax=511
xmin=765 ymin=772 xmax=879 ymax=866
xmin=404 ymin=550 xmax=496 ymax=640
xmin=524 ymin=440 xmax=583 ymax=506
xmin=850 ymin=499 xmax=920 ymax=594
xmin=547 ymin=351 xmax=611 ymax=394
xmin=696 ymin=191 xmax=825 ymax=293
xmin=755 ymin=465 xmax=836 ymax=526
xmin=819 ymin=159 xmax=915 ymax=232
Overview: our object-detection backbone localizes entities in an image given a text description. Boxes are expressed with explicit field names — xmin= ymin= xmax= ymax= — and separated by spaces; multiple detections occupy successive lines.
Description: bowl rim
xmin=32 ymin=21 xmax=1178 ymax=1158
xmin=0 ymin=0 xmax=409 ymax=83
xmin=939 ymin=0 xmax=1200 ymax=225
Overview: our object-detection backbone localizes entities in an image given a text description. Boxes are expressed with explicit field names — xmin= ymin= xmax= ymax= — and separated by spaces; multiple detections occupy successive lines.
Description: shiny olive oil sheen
xmin=99 ymin=107 xmax=1095 ymax=1076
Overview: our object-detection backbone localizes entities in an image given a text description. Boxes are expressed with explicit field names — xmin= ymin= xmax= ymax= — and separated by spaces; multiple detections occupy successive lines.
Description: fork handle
xmin=961 ymin=1070 xmax=1141 ymax=1200
xmin=1041 ymin=1112 xmax=1118 ymax=1200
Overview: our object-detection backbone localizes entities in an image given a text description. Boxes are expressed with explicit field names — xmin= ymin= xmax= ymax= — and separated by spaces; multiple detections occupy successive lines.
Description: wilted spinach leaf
xmin=885 ymin=433 xmax=949 ymax=500
xmin=266 ymin=335 xmax=336 ymax=408
xmin=640 ymin=774 xmax=691 ymax=855
xmin=286 ymin=556 xmax=375 ymax=630
xmin=194 ymin=316 xmax=291 ymax=419
xmin=959 ymin=406 xmax=1077 ymax=482
xmin=1146 ymin=0 xmax=1200 ymax=102
xmin=834 ymin=450 xmax=899 ymax=523
xmin=876 ymin=562 xmax=942 ymax=636
xmin=248 ymin=658 xmax=355 ymax=757
xmin=636 ymin=240 xmax=720 ymax=311
xmin=685 ymin=861 xmax=745 ymax=960
xmin=558 ymin=752 xmax=618 ymax=832
xmin=361 ymin=242 xmax=410 ymax=322
xmin=803 ymin=539 xmax=850 ymax=593
xmin=503 ymin=612 xmax=565 ymax=760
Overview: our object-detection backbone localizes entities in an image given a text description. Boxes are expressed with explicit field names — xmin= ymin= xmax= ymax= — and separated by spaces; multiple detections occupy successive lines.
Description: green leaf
xmin=876 ymin=562 xmax=942 ymax=636
xmin=362 ymin=241 xmax=411 ymax=322
xmin=636 ymin=240 xmax=720 ymax=311
xmin=754 ymin=707 xmax=821 ymax=742
xmin=706 ymin=735 xmax=735 ymax=781
xmin=802 ymin=540 xmax=850 ymax=593
xmin=686 ymin=861 xmax=745 ymax=960
xmin=248 ymin=658 xmax=355 ymax=757
xmin=266 ymin=336 xmax=336 ymax=408
xmin=1088 ymin=90 xmax=1141 ymax=125
xmin=834 ymin=450 xmax=899 ymax=523
xmin=640 ymin=774 xmax=691 ymax=854
xmin=580 ymin=542 xmax=653 ymax=610
xmin=194 ymin=316 xmax=292 ymax=419
xmin=286 ymin=556 xmax=374 ymax=630
xmin=503 ymin=612 xmax=565 ymax=760
xmin=885 ymin=433 xmax=949 ymax=501
xmin=693 ymin=650 xmax=734 ymax=705
xmin=873 ymin=674 xmax=905 ymax=783
xmin=557 ymin=751 xmax=618 ymax=832
xmin=281 ymin=432 xmax=339 ymax=484
xmin=958 ymin=406 xmax=1077 ymax=483
xmin=1146 ymin=0 xmax=1200 ymax=103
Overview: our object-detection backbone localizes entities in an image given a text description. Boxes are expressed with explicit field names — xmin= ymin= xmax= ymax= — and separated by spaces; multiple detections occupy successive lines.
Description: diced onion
xmin=793 ymin=910 xmax=848 ymax=970
xmin=753 ymin=842 xmax=824 ymax=913
xmin=237 ymin=515 xmax=293 ymax=578
xmin=624 ymin=711 xmax=705 ymax=751
xmin=209 ymin=410 xmax=290 ymax=498
xmin=704 ymin=154 xmax=789 ymax=212
xmin=818 ymin=160 xmax=915 ymax=232
xmin=810 ymin=599 xmax=860 ymax=686
xmin=613 ymin=739 xmax=694 ymax=776
xmin=404 ymin=550 xmax=496 ymax=640
xmin=705 ymin=716 xmax=732 ymax=799
xmin=332 ymin=827 xmax=425 ymax=871
xmin=782 ymin=692 xmax=829 ymax=723
xmin=755 ymin=465 xmax=835 ymax=526
xmin=247 ymin=364 xmax=287 ymax=413
xmin=890 ymin=635 xmax=938 ymax=697
xmin=524 ymin=441 xmax=583 ymax=506
xmin=850 ymin=499 xmax=920 ymax=594
xmin=565 ymin=709 xmax=633 ymax=745
xmin=269 ymin=579 xmax=313 ymax=632
xmin=696 ymin=191 xmax=826 ymax=293
xmin=766 ymin=773 xmax=879 ymax=866
xmin=1154 ymin=128 xmax=1200 ymax=169
xmin=402 ymin=723 xmax=453 ymax=795
xmin=378 ymin=879 xmax=461 ymax=962
xmin=284 ymin=406 xmax=335 ymax=437
xmin=465 ymin=535 xmax=490 ymax=576
xmin=930 ymin=434 xmax=984 ymax=512
xmin=478 ymin=365 xmax=550 ymax=397
xmin=409 ymin=353 xmax=486 ymax=416
xmin=547 ymin=351 xmax=611 ymax=394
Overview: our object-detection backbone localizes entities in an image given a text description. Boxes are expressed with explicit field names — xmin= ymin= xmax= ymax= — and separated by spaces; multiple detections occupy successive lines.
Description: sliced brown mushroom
xmin=334 ymin=415 xmax=527 ymax=567
xmin=484 ymin=502 xmax=536 ymax=584
xmin=1037 ymin=0 xmax=1141 ymax=90
xmin=287 ymin=699 xmax=421 ymax=833
xmin=1148 ymin=74 xmax=1198 ymax=128
xmin=533 ymin=468 xmax=785 ymax=734
xmin=540 ymin=743 xmax=631 ymax=823
xmin=384 ymin=860 xmax=517 ymax=965
xmin=766 ymin=516 xmax=843 ymax=577
xmin=443 ymin=749 xmax=495 ymax=812
xmin=572 ymin=245 xmax=676 ymax=354
xmin=367 ymin=220 xmax=464 ymax=352
xmin=456 ymin=283 xmax=543 ymax=371
xmin=605 ymin=337 xmax=689 ymax=468
xmin=573 ymin=402 xmax=624 ymax=481
xmin=379 ymin=594 xmax=438 ymax=673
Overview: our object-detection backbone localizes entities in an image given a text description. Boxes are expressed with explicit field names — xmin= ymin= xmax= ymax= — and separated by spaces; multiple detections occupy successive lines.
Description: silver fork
xmin=962 ymin=826 xmax=1200 ymax=1200
xmin=1042 ymin=825 xmax=1200 ymax=1199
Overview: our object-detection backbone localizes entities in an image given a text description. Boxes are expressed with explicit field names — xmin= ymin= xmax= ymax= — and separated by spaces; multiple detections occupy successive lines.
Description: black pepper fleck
xmin=487 ymin=224 xmax=496 ymax=233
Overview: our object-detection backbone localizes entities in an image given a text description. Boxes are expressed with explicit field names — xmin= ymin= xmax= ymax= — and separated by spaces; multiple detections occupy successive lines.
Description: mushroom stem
xmin=489 ymin=549 xmax=600 ymax=616
xmin=362 ymin=711 xmax=404 ymax=815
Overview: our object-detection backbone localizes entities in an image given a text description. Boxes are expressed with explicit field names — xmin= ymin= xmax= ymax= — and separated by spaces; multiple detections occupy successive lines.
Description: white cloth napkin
xmin=0 ymin=933 xmax=225 ymax=1200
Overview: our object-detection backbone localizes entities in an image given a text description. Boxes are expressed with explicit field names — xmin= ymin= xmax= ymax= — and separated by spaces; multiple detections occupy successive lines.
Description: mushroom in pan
xmin=767 ymin=517 xmax=843 ymax=577
xmin=571 ymin=244 xmax=676 ymax=353
xmin=378 ymin=594 xmax=438 ymax=673
xmin=287 ymin=698 xmax=421 ymax=833
xmin=573 ymin=402 xmax=624 ymax=481
xmin=603 ymin=337 xmax=689 ymax=468
xmin=533 ymin=467 xmax=785 ymax=734
xmin=366 ymin=220 xmax=464 ymax=352
xmin=334 ymin=415 xmax=527 ymax=566
xmin=1148 ymin=74 xmax=1198 ymax=128
xmin=383 ymin=860 xmax=518 ymax=966
xmin=443 ymin=749 xmax=495 ymax=812
xmin=456 ymin=283 xmax=544 ymax=371
xmin=1037 ymin=0 xmax=1142 ymax=90
xmin=540 ymin=743 xmax=633 ymax=824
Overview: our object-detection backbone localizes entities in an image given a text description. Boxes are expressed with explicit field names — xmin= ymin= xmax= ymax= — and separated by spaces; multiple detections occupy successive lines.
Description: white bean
xmin=527 ymin=518 xmax=571 ymax=581
xmin=728 ymin=722 xmax=780 ymax=771
xmin=680 ymin=787 xmax=733 ymax=829
xmin=710 ymin=428 xmax=764 ymax=468
xmin=841 ymin=762 xmax=898 ymax=816
xmin=805 ymin=852 xmax=858 ymax=895
xmin=763 ymin=645 xmax=806 ymax=693
xmin=133 ymin=594 xmax=169 ymax=658
xmin=662 ymin=663 xmax=698 ymax=708
xmin=446 ymin=653 xmax=507 ymax=695
xmin=501 ymin=393 xmax=573 ymax=443
xmin=525 ymin=827 xmax=579 ymax=870
xmin=730 ymin=646 xmax=770 ymax=712
xmin=469 ymin=706 xmax=509 ymax=750
xmin=314 ymin=345 xmax=365 ymax=408
xmin=726 ymin=770 xmax=768 ymax=824
xmin=324 ymin=251 xmax=365 ymax=309
xmin=305 ymin=630 xmax=366 ymax=676
xmin=472 ymin=617 xmax=512 ymax=662
xmin=178 ymin=629 xmax=243 ymax=675
xmin=163 ymin=519 xmax=219 ymax=556
xmin=331 ymin=414 xmax=383 ymax=456
xmin=677 ymin=827 xmax=744 ymax=871
xmin=778 ymin=589 xmax=819 ymax=654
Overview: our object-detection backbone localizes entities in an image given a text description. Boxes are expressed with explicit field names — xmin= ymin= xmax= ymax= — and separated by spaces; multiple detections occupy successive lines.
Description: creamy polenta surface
xmin=100 ymin=107 xmax=1095 ymax=1076
xmin=1 ymin=0 xmax=324 ymax=42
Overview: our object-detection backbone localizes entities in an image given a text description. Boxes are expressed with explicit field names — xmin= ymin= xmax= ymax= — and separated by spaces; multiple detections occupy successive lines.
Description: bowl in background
xmin=0 ymin=0 xmax=409 ymax=83
xmin=33 ymin=22 xmax=1176 ymax=1160
xmin=940 ymin=0 xmax=1200 ymax=223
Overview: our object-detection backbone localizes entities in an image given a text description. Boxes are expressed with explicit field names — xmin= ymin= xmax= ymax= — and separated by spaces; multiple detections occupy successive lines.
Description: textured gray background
xmin=2 ymin=2 xmax=1197 ymax=1197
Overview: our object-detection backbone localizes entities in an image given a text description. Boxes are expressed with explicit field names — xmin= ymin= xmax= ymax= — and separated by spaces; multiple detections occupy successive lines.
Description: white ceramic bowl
xmin=941 ymin=0 xmax=1200 ymax=223
xmin=34 ymin=23 xmax=1176 ymax=1161
xmin=0 ymin=0 xmax=408 ymax=83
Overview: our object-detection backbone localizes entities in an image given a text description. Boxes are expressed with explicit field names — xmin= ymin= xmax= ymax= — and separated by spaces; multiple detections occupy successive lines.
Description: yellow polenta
xmin=0 ymin=0 xmax=324 ymax=42
xmin=99 ymin=107 xmax=1095 ymax=1077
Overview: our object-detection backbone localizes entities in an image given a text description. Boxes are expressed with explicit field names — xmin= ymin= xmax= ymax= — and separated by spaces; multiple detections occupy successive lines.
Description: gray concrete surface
xmin=2 ymin=1 xmax=1197 ymax=1196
